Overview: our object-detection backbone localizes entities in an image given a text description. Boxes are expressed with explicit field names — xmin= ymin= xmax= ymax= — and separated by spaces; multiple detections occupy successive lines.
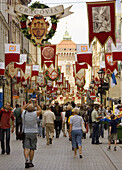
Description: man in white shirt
xmin=43 ymin=105 xmax=55 ymax=145
xmin=21 ymin=99 xmax=41 ymax=168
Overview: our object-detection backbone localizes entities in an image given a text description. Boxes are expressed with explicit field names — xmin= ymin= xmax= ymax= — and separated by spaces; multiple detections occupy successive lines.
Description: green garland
xmin=20 ymin=1 xmax=58 ymax=46
xmin=45 ymin=68 xmax=61 ymax=81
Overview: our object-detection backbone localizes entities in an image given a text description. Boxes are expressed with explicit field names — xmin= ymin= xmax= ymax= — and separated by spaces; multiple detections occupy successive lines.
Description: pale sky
xmin=31 ymin=0 xmax=121 ymax=44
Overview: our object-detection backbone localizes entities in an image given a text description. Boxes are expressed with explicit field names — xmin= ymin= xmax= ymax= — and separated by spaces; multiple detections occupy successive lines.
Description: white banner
xmin=77 ymin=44 xmax=92 ymax=54
xmin=6 ymin=4 xmax=73 ymax=19
xmin=32 ymin=65 xmax=39 ymax=71
xmin=5 ymin=44 xmax=20 ymax=54
xmin=111 ymin=43 xmax=122 ymax=52
xmin=20 ymin=54 xmax=27 ymax=63
xmin=0 ymin=62 xmax=5 ymax=69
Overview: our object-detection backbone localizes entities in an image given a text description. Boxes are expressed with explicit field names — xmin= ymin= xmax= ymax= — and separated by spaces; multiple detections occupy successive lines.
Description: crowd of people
xmin=0 ymin=100 xmax=122 ymax=168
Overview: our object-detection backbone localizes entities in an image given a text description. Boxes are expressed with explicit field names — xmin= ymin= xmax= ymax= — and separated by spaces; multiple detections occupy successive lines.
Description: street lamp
xmin=97 ymin=68 xmax=105 ymax=104
xmin=0 ymin=76 xmax=6 ymax=108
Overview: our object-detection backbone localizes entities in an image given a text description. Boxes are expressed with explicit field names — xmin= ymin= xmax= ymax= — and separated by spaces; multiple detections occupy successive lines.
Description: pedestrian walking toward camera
xmin=108 ymin=114 xmax=120 ymax=151
xmin=91 ymin=105 xmax=102 ymax=144
xmin=43 ymin=105 xmax=55 ymax=145
xmin=0 ymin=102 xmax=14 ymax=155
xmin=69 ymin=107 xmax=84 ymax=158
xmin=21 ymin=99 xmax=41 ymax=168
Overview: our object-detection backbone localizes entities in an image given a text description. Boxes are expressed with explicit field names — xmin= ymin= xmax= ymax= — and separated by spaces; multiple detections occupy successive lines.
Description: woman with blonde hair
xmin=69 ymin=107 xmax=84 ymax=158
xmin=65 ymin=104 xmax=72 ymax=137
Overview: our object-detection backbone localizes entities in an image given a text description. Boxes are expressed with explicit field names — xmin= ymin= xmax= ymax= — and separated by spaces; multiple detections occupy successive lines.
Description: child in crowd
xmin=108 ymin=114 xmax=120 ymax=151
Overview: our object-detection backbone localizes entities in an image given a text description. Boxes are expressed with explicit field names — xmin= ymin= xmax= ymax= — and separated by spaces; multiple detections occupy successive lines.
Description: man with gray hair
xmin=21 ymin=99 xmax=41 ymax=168
xmin=43 ymin=105 xmax=55 ymax=145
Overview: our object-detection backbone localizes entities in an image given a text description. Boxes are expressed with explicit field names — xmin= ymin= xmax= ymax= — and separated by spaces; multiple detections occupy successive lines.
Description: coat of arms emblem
xmin=29 ymin=15 xmax=49 ymax=45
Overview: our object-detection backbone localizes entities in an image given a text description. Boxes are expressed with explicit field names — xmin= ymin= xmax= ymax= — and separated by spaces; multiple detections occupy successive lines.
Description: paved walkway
xmin=0 ymin=130 xmax=122 ymax=170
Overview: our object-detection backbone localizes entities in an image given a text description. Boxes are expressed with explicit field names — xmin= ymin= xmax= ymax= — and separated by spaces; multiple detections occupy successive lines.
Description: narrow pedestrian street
xmin=0 ymin=131 xmax=121 ymax=170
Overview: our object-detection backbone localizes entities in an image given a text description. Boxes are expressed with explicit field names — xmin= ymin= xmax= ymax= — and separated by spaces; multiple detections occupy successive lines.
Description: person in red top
xmin=0 ymin=102 xmax=14 ymax=155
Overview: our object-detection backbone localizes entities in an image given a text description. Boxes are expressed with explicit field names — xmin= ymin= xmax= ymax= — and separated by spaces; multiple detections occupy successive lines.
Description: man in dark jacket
xmin=14 ymin=104 xmax=22 ymax=140
xmin=51 ymin=101 xmax=62 ymax=138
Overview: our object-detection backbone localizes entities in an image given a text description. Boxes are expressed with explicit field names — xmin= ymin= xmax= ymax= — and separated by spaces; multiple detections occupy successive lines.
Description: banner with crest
xmin=86 ymin=1 xmax=116 ymax=47
xmin=41 ymin=45 xmax=56 ymax=68
xmin=105 ymin=53 xmax=118 ymax=74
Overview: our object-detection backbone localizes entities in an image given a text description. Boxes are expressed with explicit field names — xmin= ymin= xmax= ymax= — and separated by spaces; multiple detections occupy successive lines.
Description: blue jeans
xmin=72 ymin=129 xmax=82 ymax=149
xmin=1 ymin=128 xmax=10 ymax=153
xmin=38 ymin=120 xmax=45 ymax=137
xmin=99 ymin=123 xmax=104 ymax=138
xmin=92 ymin=123 xmax=99 ymax=143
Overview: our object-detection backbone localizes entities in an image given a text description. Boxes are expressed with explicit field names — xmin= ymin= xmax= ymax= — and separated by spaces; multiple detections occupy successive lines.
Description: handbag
xmin=81 ymin=121 xmax=86 ymax=133
xmin=17 ymin=111 xmax=26 ymax=141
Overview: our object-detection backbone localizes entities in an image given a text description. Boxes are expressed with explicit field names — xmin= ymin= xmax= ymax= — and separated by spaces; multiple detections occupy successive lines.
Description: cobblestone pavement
xmin=0 ymin=130 xmax=122 ymax=170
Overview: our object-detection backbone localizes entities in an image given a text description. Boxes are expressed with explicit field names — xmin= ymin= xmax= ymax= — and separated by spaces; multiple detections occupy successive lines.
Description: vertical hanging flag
xmin=77 ymin=44 xmax=92 ymax=67
xmin=32 ymin=65 xmax=39 ymax=77
xmin=0 ymin=62 xmax=5 ymax=75
xmin=105 ymin=53 xmax=118 ymax=74
xmin=5 ymin=44 xmax=20 ymax=67
xmin=86 ymin=1 xmax=116 ymax=47
xmin=111 ymin=43 xmax=122 ymax=61
xmin=111 ymin=70 xmax=117 ymax=88
xmin=41 ymin=45 xmax=56 ymax=68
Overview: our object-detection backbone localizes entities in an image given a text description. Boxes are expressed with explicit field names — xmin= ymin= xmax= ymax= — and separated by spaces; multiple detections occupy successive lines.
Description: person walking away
xmin=108 ymin=114 xmax=120 ymax=151
xmin=14 ymin=104 xmax=22 ymax=140
xmin=91 ymin=105 xmax=102 ymax=144
xmin=69 ymin=107 xmax=83 ymax=158
xmin=66 ymin=104 xmax=72 ymax=138
xmin=52 ymin=101 xmax=62 ymax=138
xmin=61 ymin=107 xmax=67 ymax=137
xmin=98 ymin=104 xmax=106 ymax=138
xmin=41 ymin=104 xmax=46 ymax=138
xmin=87 ymin=104 xmax=93 ymax=138
xmin=0 ymin=102 xmax=14 ymax=155
xmin=43 ymin=105 xmax=55 ymax=145
xmin=21 ymin=99 xmax=41 ymax=168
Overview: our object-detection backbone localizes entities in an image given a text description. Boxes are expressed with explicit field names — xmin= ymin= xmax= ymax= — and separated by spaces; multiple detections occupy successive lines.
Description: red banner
xmin=14 ymin=62 xmax=26 ymax=73
xmin=87 ymin=1 xmax=116 ymax=47
xmin=75 ymin=62 xmax=88 ymax=73
xmin=105 ymin=53 xmax=118 ymax=74
xmin=41 ymin=45 xmax=56 ymax=68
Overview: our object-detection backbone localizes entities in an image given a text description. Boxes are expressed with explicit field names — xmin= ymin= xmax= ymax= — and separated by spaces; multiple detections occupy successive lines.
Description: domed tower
xmin=57 ymin=23 xmax=76 ymax=92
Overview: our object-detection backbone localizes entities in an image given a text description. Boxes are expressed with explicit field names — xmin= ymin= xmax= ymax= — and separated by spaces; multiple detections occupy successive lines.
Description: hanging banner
xmin=17 ymin=70 xmax=21 ymax=84
xmin=105 ymin=53 xmax=118 ymax=74
xmin=77 ymin=44 xmax=92 ymax=66
xmin=24 ymin=65 xmax=32 ymax=80
xmin=41 ymin=45 xmax=56 ymax=68
xmin=14 ymin=62 xmax=26 ymax=73
xmin=20 ymin=54 xmax=27 ymax=63
xmin=75 ymin=76 xmax=85 ymax=87
xmin=5 ymin=44 xmax=20 ymax=67
xmin=86 ymin=1 xmax=116 ymax=47
xmin=32 ymin=65 xmax=39 ymax=77
xmin=0 ymin=62 xmax=5 ymax=75
xmin=8 ymin=63 xmax=17 ymax=78
xmin=76 ymin=69 xmax=85 ymax=79
xmin=111 ymin=43 xmax=122 ymax=61
xmin=75 ymin=62 xmax=88 ymax=73
xmin=37 ymin=72 xmax=46 ymax=87
xmin=56 ymin=73 xmax=64 ymax=86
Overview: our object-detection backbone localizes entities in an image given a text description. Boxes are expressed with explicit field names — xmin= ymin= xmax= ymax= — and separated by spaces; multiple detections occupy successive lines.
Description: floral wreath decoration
xmin=45 ymin=67 xmax=61 ymax=81
xmin=20 ymin=2 xmax=58 ymax=46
